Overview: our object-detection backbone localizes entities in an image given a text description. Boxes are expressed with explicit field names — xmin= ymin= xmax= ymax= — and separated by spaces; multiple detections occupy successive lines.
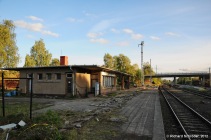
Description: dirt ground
xmin=2 ymin=88 xmax=142 ymax=116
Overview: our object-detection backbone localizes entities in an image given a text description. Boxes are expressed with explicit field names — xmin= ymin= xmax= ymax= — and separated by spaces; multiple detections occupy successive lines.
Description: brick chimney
xmin=60 ymin=56 xmax=68 ymax=66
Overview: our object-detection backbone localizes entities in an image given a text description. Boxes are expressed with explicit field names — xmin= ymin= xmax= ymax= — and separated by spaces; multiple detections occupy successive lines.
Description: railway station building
xmin=4 ymin=56 xmax=131 ymax=97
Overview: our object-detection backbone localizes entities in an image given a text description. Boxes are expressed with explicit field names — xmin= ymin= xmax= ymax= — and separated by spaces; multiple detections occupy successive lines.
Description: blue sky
xmin=0 ymin=0 xmax=211 ymax=72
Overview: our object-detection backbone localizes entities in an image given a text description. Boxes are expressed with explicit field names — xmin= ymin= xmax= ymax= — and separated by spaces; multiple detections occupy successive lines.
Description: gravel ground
xmin=167 ymin=87 xmax=211 ymax=122
xmin=159 ymin=91 xmax=184 ymax=138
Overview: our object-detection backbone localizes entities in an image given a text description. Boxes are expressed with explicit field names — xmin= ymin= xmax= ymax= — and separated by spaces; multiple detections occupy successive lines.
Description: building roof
xmin=3 ymin=65 xmax=131 ymax=76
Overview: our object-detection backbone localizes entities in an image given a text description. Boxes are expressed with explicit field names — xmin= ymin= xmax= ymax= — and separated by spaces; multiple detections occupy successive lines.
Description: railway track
xmin=159 ymin=86 xmax=211 ymax=139
xmin=181 ymin=88 xmax=211 ymax=99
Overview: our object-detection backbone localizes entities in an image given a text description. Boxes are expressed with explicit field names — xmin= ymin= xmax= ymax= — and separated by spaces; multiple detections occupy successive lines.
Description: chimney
xmin=60 ymin=56 xmax=68 ymax=66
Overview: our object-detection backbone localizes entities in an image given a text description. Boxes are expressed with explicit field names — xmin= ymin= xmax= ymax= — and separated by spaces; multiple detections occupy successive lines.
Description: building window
xmin=103 ymin=76 xmax=115 ymax=87
xmin=46 ymin=73 xmax=52 ymax=80
xmin=38 ymin=73 xmax=43 ymax=80
xmin=56 ymin=73 xmax=61 ymax=80
xmin=66 ymin=73 xmax=72 ymax=78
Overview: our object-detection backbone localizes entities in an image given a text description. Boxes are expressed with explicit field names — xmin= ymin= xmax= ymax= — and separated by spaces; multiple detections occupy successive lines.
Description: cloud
xmin=150 ymin=36 xmax=160 ymax=40
xmin=14 ymin=20 xmax=59 ymax=37
xmin=110 ymin=28 xmax=119 ymax=33
xmin=83 ymin=11 xmax=97 ymax=18
xmin=27 ymin=16 xmax=43 ymax=22
xmin=42 ymin=30 xmax=59 ymax=37
xmin=179 ymin=68 xmax=190 ymax=72
xmin=116 ymin=41 xmax=130 ymax=47
xmin=123 ymin=28 xmax=143 ymax=40
xmin=90 ymin=18 xmax=120 ymax=33
xmin=90 ymin=38 xmax=109 ymax=44
xmin=87 ymin=32 xmax=103 ymax=38
xmin=165 ymin=32 xmax=179 ymax=37
xmin=14 ymin=20 xmax=43 ymax=31
xmin=123 ymin=28 xmax=134 ymax=34
xmin=90 ymin=20 xmax=113 ymax=32
xmin=87 ymin=32 xmax=108 ymax=44
xmin=67 ymin=17 xmax=83 ymax=23
xmin=132 ymin=34 xmax=143 ymax=40
xmin=26 ymin=34 xmax=34 ymax=39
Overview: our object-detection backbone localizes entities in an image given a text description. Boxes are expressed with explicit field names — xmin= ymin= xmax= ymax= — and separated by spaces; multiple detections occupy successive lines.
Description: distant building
xmin=4 ymin=56 xmax=131 ymax=97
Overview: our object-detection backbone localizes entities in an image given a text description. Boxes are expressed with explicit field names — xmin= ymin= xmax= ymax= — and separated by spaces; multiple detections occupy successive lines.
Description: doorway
xmin=66 ymin=73 xmax=73 ymax=95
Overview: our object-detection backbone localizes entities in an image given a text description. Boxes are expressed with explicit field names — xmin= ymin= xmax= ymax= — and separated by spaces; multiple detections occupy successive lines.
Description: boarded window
xmin=66 ymin=73 xmax=72 ymax=78
xmin=46 ymin=73 xmax=52 ymax=80
xmin=38 ymin=73 xmax=43 ymax=80
xmin=56 ymin=73 xmax=61 ymax=80
xmin=103 ymin=76 xmax=115 ymax=87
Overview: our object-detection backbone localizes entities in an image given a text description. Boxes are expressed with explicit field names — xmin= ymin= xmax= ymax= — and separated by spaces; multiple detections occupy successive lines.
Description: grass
xmin=0 ymin=107 xmax=124 ymax=140
xmin=0 ymin=101 xmax=53 ymax=120
xmin=0 ymin=97 xmax=125 ymax=140
xmin=62 ymin=110 xmax=123 ymax=140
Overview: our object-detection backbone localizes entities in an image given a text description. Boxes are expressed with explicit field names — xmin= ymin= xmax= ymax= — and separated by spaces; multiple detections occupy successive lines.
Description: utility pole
xmin=156 ymin=65 xmax=157 ymax=74
xmin=138 ymin=41 xmax=144 ymax=86
xmin=209 ymin=67 xmax=211 ymax=87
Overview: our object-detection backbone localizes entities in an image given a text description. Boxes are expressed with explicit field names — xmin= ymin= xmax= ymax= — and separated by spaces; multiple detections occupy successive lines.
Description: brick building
xmin=4 ymin=56 xmax=131 ymax=97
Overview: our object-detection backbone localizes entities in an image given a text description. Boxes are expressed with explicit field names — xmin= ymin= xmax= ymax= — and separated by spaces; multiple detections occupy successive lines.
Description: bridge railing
xmin=145 ymin=72 xmax=209 ymax=77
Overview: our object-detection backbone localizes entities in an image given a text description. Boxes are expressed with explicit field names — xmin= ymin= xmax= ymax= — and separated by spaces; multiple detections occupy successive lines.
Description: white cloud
xmin=116 ymin=41 xmax=130 ymax=47
xmin=27 ymin=16 xmax=43 ymax=22
xmin=90 ymin=20 xmax=113 ymax=32
xmin=150 ymin=36 xmax=160 ymax=40
xmin=123 ymin=28 xmax=143 ymax=40
xmin=179 ymin=68 xmax=190 ymax=72
xmin=14 ymin=20 xmax=43 ymax=31
xmin=26 ymin=34 xmax=34 ymax=39
xmin=87 ymin=32 xmax=103 ymax=38
xmin=123 ymin=28 xmax=134 ymax=34
xmin=132 ymin=33 xmax=143 ymax=40
xmin=67 ymin=17 xmax=83 ymax=23
xmin=42 ymin=30 xmax=59 ymax=37
xmin=110 ymin=28 xmax=119 ymax=33
xmin=87 ymin=32 xmax=108 ymax=44
xmin=90 ymin=38 xmax=109 ymax=44
xmin=83 ymin=11 xmax=97 ymax=18
xmin=14 ymin=20 xmax=59 ymax=37
xmin=165 ymin=32 xmax=179 ymax=37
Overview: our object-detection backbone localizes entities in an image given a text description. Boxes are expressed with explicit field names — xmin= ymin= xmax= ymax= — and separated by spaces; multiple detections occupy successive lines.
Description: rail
xmin=179 ymin=88 xmax=211 ymax=99
xmin=159 ymin=86 xmax=211 ymax=139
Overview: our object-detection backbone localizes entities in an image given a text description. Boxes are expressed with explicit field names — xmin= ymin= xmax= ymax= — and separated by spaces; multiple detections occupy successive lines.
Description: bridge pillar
xmin=174 ymin=77 xmax=177 ymax=85
xmin=202 ymin=76 xmax=206 ymax=86
xmin=200 ymin=76 xmax=206 ymax=86
xmin=210 ymin=73 xmax=211 ymax=87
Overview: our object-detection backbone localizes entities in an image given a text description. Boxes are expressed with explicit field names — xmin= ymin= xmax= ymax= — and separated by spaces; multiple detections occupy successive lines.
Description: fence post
xmin=30 ymin=74 xmax=33 ymax=119
xmin=99 ymin=82 xmax=101 ymax=95
xmin=2 ymin=72 xmax=5 ymax=117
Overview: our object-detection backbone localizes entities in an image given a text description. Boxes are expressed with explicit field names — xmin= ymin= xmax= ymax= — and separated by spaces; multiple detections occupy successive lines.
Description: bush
xmin=34 ymin=110 xmax=62 ymax=127
xmin=15 ymin=110 xmax=64 ymax=140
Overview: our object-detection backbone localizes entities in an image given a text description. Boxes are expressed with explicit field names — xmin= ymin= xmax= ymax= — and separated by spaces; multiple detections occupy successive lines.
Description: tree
xmin=103 ymin=53 xmax=114 ymax=69
xmin=50 ymin=58 xmax=60 ymax=66
xmin=0 ymin=20 xmax=20 ymax=68
xmin=103 ymin=53 xmax=142 ymax=85
xmin=115 ymin=54 xmax=131 ymax=73
xmin=24 ymin=54 xmax=36 ymax=67
xmin=143 ymin=62 xmax=161 ymax=85
xmin=24 ymin=39 xmax=52 ymax=67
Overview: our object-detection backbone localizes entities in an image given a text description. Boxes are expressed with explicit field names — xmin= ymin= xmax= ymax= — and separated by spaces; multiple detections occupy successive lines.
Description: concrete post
xmin=209 ymin=68 xmax=211 ymax=87
xmin=73 ymin=70 xmax=76 ymax=96
xmin=202 ymin=76 xmax=205 ymax=87
xmin=174 ymin=77 xmax=177 ymax=85
xmin=121 ymin=75 xmax=125 ymax=90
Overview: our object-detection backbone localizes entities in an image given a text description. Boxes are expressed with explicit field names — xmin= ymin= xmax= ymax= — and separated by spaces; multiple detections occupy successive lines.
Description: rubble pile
xmin=61 ymin=92 xmax=138 ymax=131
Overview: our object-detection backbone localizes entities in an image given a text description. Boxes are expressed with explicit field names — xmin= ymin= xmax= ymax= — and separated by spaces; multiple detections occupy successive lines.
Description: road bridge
xmin=145 ymin=72 xmax=210 ymax=86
